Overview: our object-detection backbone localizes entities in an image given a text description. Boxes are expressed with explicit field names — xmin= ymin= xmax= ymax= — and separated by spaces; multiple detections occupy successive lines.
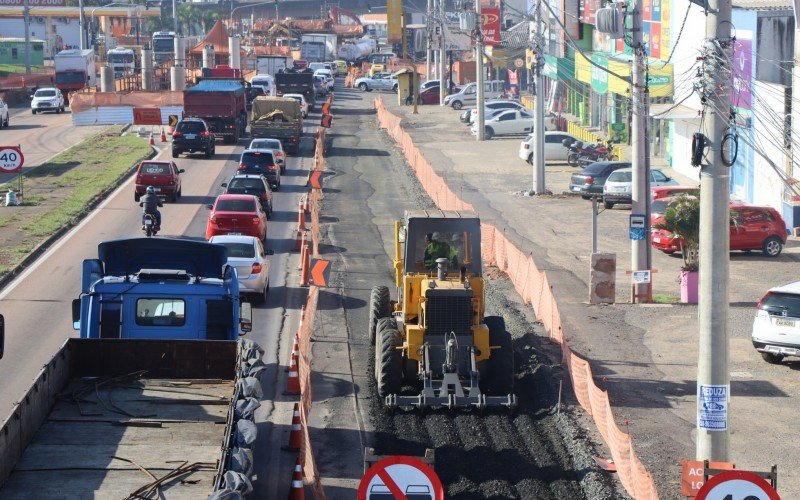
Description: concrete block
xmin=590 ymin=252 xmax=616 ymax=304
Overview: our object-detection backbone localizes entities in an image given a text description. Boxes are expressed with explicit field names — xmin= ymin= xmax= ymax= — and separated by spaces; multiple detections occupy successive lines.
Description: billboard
xmin=0 ymin=0 xmax=65 ymax=5
xmin=387 ymin=0 xmax=403 ymax=44
xmin=481 ymin=8 xmax=501 ymax=46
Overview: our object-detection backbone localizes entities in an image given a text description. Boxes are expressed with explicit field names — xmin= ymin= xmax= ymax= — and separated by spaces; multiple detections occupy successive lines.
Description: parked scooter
xmin=563 ymin=139 xmax=614 ymax=167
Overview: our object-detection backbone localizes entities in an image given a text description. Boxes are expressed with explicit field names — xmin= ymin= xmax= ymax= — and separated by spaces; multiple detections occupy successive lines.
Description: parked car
xmin=651 ymin=185 xmax=699 ymax=200
xmin=467 ymin=100 xmax=526 ymax=125
xmin=569 ymin=161 xmax=631 ymax=198
xmin=205 ymin=194 xmax=268 ymax=241
xmin=283 ymin=92 xmax=309 ymax=118
xmin=652 ymin=203 xmax=787 ymax=257
xmin=172 ymin=118 xmax=215 ymax=158
xmin=419 ymin=85 xmax=440 ymax=105
xmin=752 ymin=281 xmax=800 ymax=364
xmin=222 ymin=174 xmax=273 ymax=217
xmin=602 ymin=168 xmax=679 ymax=208
xmin=209 ymin=235 xmax=271 ymax=303
xmin=237 ymin=149 xmax=281 ymax=190
xmin=444 ymin=80 xmax=505 ymax=110
xmin=134 ymin=160 xmax=184 ymax=202
xmin=31 ymin=87 xmax=65 ymax=114
xmin=249 ymin=138 xmax=286 ymax=172
xmin=0 ymin=98 xmax=8 ymax=127
xmin=355 ymin=71 xmax=398 ymax=92
xmin=470 ymin=109 xmax=542 ymax=139
xmin=518 ymin=131 xmax=580 ymax=164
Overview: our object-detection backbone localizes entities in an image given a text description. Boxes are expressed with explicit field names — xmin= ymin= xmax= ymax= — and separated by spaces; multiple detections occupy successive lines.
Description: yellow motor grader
xmin=368 ymin=210 xmax=517 ymax=409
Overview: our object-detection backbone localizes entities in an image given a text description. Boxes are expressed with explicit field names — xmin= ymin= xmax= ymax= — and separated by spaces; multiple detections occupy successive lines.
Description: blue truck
xmin=73 ymin=237 xmax=252 ymax=340
xmin=0 ymin=238 xmax=264 ymax=497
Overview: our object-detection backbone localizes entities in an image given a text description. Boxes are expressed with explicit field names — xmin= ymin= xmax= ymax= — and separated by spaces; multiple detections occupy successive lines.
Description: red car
xmin=652 ymin=203 xmax=788 ymax=257
xmin=205 ymin=194 xmax=268 ymax=241
xmin=134 ymin=161 xmax=184 ymax=202
xmin=651 ymin=185 xmax=699 ymax=200
xmin=419 ymin=85 xmax=440 ymax=105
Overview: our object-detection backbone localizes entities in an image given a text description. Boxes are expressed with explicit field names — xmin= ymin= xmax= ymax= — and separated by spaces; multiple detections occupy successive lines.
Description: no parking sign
xmin=358 ymin=456 xmax=444 ymax=500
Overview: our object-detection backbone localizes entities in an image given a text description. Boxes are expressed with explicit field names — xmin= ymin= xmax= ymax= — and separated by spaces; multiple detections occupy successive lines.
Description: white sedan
xmin=209 ymin=235 xmax=272 ymax=304
xmin=518 ymin=131 xmax=579 ymax=164
xmin=471 ymin=109 xmax=555 ymax=139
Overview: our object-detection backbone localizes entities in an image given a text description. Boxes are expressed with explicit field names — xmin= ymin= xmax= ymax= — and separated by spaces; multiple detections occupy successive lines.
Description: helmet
xmin=146 ymin=186 xmax=155 ymax=194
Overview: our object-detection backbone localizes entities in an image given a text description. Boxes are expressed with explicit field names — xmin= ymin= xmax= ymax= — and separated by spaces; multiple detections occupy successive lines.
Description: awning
xmin=649 ymin=103 xmax=701 ymax=120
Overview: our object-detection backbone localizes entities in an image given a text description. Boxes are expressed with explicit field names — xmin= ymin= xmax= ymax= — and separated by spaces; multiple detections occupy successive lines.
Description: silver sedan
xmin=209 ymin=235 xmax=272 ymax=304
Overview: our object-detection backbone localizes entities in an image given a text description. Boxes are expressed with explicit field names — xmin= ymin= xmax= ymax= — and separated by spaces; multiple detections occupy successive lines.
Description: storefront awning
xmin=574 ymin=52 xmax=674 ymax=98
xmin=650 ymin=103 xmax=701 ymax=121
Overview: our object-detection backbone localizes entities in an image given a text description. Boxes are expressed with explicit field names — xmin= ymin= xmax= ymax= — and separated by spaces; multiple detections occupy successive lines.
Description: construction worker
xmin=424 ymin=232 xmax=451 ymax=270
xmin=449 ymin=233 xmax=462 ymax=267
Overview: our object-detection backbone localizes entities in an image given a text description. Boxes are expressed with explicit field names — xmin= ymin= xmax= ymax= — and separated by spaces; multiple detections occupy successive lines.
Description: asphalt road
xmin=0 ymin=106 xmax=106 ymax=184
xmin=0 ymin=108 xmax=315 ymax=497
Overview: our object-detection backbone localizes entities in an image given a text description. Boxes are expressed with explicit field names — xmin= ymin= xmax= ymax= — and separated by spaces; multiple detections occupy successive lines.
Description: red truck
xmin=183 ymin=75 xmax=247 ymax=144
xmin=54 ymin=49 xmax=97 ymax=104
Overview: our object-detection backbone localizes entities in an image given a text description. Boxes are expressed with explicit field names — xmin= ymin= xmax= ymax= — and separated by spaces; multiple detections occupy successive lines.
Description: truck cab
xmin=73 ymin=238 xmax=252 ymax=340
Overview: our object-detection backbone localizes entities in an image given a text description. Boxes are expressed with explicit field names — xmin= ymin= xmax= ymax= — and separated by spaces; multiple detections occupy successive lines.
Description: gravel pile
xmin=364 ymin=128 xmax=625 ymax=499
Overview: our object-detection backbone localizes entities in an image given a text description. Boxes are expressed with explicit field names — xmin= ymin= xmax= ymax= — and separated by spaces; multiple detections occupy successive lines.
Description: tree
xmin=654 ymin=194 xmax=700 ymax=271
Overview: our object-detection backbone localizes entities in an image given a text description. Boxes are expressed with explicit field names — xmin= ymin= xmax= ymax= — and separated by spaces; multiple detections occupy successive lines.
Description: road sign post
xmin=0 ymin=146 xmax=25 ymax=202
xmin=358 ymin=455 xmax=444 ymax=500
xmin=696 ymin=469 xmax=779 ymax=500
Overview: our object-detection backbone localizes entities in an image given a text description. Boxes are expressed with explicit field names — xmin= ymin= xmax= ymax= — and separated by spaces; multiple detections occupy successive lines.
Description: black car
xmin=569 ymin=161 xmax=631 ymax=199
xmin=172 ymin=118 xmax=215 ymax=158
xmin=222 ymin=174 xmax=273 ymax=218
xmin=237 ymin=149 xmax=281 ymax=190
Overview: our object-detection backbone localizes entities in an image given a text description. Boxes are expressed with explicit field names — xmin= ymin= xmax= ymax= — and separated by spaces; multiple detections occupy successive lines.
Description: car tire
xmin=761 ymin=352 xmax=784 ymax=364
xmin=452 ymin=100 xmax=463 ymax=110
xmin=31 ymin=110 xmax=36 ymax=115
xmin=604 ymin=200 xmax=614 ymax=209
xmin=484 ymin=127 xmax=494 ymax=140
xmin=172 ymin=150 xmax=179 ymax=158
xmin=254 ymin=285 xmax=268 ymax=305
xmin=762 ymin=236 xmax=783 ymax=257
xmin=55 ymin=107 xmax=60 ymax=114
xmin=60 ymin=106 xmax=65 ymax=112
xmin=527 ymin=154 xmax=533 ymax=165
xmin=5 ymin=115 xmax=9 ymax=127
xmin=177 ymin=187 xmax=182 ymax=200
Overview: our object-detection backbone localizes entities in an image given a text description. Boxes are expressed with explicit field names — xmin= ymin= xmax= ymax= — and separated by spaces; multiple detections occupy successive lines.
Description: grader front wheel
xmin=368 ymin=285 xmax=390 ymax=345
xmin=375 ymin=318 xmax=402 ymax=398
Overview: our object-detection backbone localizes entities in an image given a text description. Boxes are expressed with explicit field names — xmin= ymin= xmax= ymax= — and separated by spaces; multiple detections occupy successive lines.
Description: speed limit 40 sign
xmin=696 ymin=470 xmax=780 ymax=500
xmin=0 ymin=147 xmax=24 ymax=173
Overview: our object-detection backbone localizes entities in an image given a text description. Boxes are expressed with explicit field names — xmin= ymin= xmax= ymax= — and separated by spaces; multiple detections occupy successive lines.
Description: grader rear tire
xmin=485 ymin=316 xmax=514 ymax=395
xmin=368 ymin=285 xmax=390 ymax=345
xmin=376 ymin=318 xmax=402 ymax=398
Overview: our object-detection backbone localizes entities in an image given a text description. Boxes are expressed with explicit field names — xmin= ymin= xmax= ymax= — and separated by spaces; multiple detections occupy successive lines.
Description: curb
xmin=0 ymin=141 xmax=157 ymax=293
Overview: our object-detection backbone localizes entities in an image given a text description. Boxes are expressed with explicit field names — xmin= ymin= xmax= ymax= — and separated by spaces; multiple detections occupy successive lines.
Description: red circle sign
xmin=0 ymin=146 xmax=23 ymax=173
xmin=357 ymin=456 xmax=444 ymax=500
xmin=696 ymin=470 xmax=780 ymax=500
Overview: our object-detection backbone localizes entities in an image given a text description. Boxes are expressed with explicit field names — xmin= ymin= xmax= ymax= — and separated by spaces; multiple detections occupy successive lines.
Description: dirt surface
xmin=311 ymin=86 xmax=624 ymax=499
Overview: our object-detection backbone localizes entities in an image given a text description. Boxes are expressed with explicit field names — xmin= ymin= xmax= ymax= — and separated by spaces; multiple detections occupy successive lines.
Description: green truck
xmin=249 ymin=96 xmax=303 ymax=153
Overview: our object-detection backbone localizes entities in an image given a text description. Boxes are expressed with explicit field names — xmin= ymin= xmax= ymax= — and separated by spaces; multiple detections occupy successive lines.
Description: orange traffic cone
xmin=285 ymin=332 xmax=300 ymax=372
xmin=281 ymin=403 xmax=303 ymax=452
xmin=287 ymin=457 xmax=304 ymax=500
xmin=283 ymin=353 xmax=301 ymax=395
xmin=294 ymin=227 xmax=305 ymax=252
xmin=299 ymin=242 xmax=311 ymax=288
xmin=160 ymin=127 xmax=167 ymax=142
xmin=148 ymin=132 xmax=154 ymax=146
xmin=297 ymin=198 xmax=306 ymax=232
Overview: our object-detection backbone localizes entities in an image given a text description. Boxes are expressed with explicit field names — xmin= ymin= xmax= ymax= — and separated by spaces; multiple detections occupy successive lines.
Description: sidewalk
xmin=377 ymin=95 xmax=800 ymax=497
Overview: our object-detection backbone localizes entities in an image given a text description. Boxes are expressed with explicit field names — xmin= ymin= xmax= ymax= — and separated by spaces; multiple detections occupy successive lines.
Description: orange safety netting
xmin=69 ymin=91 xmax=184 ymax=113
xmin=373 ymin=97 xmax=660 ymax=500
xmin=0 ymin=73 xmax=54 ymax=90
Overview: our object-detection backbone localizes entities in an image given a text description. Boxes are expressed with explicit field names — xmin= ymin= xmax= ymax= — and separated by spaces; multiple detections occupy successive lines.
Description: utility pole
xmin=172 ymin=0 xmax=179 ymax=34
xmin=630 ymin=0 xmax=651 ymax=302
xmin=78 ymin=0 xmax=85 ymax=51
xmin=475 ymin=0 xmax=485 ymax=141
xmin=23 ymin=0 xmax=30 ymax=74
xmin=532 ymin=0 xmax=545 ymax=193
xmin=426 ymin=0 xmax=433 ymax=79
xmin=697 ymin=0 xmax=732 ymax=461
xmin=438 ymin=0 xmax=446 ymax=104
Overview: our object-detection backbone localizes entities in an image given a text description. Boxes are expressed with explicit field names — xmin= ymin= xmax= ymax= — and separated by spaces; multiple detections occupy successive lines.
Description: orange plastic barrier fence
xmin=69 ymin=91 xmax=185 ymax=113
xmin=0 ymin=73 xmax=54 ymax=90
xmin=373 ymin=97 xmax=659 ymax=500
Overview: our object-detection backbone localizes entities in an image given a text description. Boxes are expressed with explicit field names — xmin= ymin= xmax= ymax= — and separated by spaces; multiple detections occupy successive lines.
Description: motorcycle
xmin=563 ymin=139 xmax=614 ymax=167
xmin=142 ymin=213 xmax=158 ymax=237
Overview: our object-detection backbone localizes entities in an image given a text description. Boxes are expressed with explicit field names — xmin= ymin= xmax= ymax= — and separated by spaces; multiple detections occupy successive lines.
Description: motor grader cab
xmin=369 ymin=210 xmax=517 ymax=409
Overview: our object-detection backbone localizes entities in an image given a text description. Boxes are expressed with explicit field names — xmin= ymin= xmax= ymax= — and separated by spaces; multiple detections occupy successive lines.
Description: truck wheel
xmin=761 ymin=352 xmax=784 ymax=364
xmin=484 ymin=316 xmax=514 ymax=395
xmin=376 ymin=318 xmax=402 ymax=398
xmin=368 ymin=285 xmax=390 ymax=345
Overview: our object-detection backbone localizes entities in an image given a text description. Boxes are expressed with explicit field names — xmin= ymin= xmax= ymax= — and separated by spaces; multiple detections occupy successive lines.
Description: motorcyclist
xmin=139 ymin=186 xmax=162 ymax=230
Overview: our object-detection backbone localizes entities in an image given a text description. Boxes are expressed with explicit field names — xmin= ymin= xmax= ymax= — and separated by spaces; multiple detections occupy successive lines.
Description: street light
xmin=88 ymin=3 xmax=144 ymax=49
xmin=230 ymin=1 xmax=279 ymax=34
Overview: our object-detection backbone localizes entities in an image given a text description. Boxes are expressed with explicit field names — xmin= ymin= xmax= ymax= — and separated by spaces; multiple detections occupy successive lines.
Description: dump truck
xmin=370 ymin=210 xmax=516 ymax=409
xmin=73 ymin=237 xmax=253 ymax=340
xmin=0 ymin=338 xmax=266 ymax=498
xmin=184 ymin=78 xmax=248 ymax=144
xmin=249 ymin=96 xmax=303 ymax=153
xmin=274 ymin=69 xmax=316 ymax=111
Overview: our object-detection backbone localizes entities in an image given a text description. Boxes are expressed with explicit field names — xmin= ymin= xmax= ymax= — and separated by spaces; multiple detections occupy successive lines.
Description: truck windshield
xmin=54 ymin=73 xmax=84 ymax=84
xmin=152 ymin=37 xmax=175 ymax=52
xmin=109 ymin=53 xmax=134 ymax=64
xmin=135 ymin=298 xmax=185 ymax=326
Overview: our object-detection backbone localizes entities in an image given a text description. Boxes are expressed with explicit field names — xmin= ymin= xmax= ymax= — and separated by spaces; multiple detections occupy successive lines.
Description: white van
xmin=250 ymin=74 xmax=275 ymax=96
xmin=443 ymin=80 xmax=506 ymax=110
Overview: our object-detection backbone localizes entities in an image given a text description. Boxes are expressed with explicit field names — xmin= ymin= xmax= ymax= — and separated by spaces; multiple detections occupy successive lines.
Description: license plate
xmin=776 ymin=318 xmax=796 ymax=327
xmin=572 ymin=186 xmax=581 ymax=191
xmin=39 ymin=103 xmax=50 ymax=107
xmin=153 ymin=187 xmax=161 ymax=192
xmin=185 ymin=134 xmax=197 ymax=139
xmin=144 ymin=219 xmax=153 ymax=226
xmin=228 ymin=232 xmax=242 ymax=235
xmin=653 ymin=237 xmax=662 ymax=243
xmin=614 ymin=187 xmax=627 ymax=192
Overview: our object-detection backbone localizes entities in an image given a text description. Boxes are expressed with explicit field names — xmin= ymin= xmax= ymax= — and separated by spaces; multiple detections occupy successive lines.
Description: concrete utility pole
xmin=78 ymin=0 xmax=85 ymax=51
xmin=438 ymin=0 xmax=446 ymax=104
xmin=630 ymin=0 xmax=652 ymax=301
xmin=697 ymin=0 xmax=732 ymax=461
xmin=23 ymin=0 xmax=31 ymax=74
xmin=172 ymin=0 xmax=179 ymax=35
xmin=426 ymin=0 xmax=433 ymax=79
xmin=475 ymin=0 xmax=485 ymax=141
xmin=532 ymin=0 xmax=545 ymax=193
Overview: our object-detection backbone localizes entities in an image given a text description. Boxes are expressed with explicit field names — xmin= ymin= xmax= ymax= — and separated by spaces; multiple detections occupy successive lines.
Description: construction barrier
xmin=0 ymin=72 xmax=54 ymax=90
xmin=69 ymin=90 xmax=185 ymax=113
xmin=373 ymin=97 xmax=659 ymax=500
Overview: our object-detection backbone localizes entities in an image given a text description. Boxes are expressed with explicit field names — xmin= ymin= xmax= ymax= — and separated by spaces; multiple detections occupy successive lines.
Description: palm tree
xmin=654 ymin=194 xmax=700 ymax=271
